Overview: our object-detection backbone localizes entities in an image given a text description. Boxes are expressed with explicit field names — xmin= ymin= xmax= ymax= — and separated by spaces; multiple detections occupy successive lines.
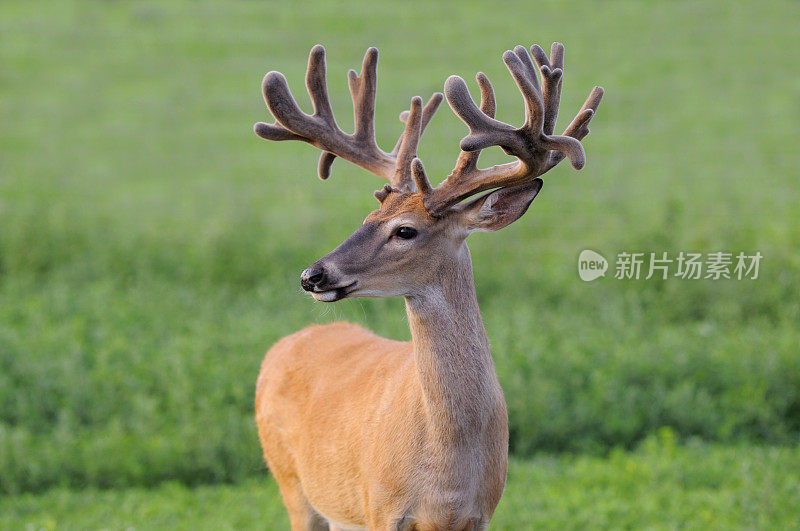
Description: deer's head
xmin=255 ymin=44 xmax=603 ymax=302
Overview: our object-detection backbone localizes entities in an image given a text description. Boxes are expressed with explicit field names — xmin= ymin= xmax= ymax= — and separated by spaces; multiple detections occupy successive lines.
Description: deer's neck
xmin=405 ymin=243 xmax=503 ymax=446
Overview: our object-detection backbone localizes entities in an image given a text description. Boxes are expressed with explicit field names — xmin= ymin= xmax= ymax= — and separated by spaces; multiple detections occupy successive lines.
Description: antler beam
xmin=422 ymin=43 xmax=603 ymax=214
xmin=254 ymin=45 xmax=442 ymax=192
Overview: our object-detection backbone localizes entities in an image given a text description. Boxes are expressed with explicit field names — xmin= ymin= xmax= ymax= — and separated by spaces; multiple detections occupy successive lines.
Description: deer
xmin=253 ymin=42 xmax=603 ymax=530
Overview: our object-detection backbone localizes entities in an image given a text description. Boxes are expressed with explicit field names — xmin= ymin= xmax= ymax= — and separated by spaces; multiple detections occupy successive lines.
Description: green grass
xmin=3 ymin=436 xmax=799 ymax=529
xmin=1 ymin=0 xmax=799 ymax=510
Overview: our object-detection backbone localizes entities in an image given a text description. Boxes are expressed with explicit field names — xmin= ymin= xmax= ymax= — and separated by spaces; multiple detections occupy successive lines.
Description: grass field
xmin=1 ymin=0 xmax=799 ymax=527
xmin=4 ymin=437 xmax=800 ymax=529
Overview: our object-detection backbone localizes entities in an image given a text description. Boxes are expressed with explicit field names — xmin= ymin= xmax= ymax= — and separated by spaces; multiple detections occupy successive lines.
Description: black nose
xmin=300 ymin=266 xmax=325 ymax=291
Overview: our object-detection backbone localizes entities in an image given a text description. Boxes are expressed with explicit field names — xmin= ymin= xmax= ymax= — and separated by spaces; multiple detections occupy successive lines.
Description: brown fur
xmin=256 ymin=318 xmax=507 ymax=530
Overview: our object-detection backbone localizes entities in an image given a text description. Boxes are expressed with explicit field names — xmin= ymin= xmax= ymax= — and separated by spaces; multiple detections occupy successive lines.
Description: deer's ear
xmin=457 ymin=178 xmax=543 ymax=233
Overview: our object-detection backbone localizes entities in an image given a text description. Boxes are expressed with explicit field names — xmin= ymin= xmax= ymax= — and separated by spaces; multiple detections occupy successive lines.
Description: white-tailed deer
xmin=254 ymin=43 xmax=602 ymax=530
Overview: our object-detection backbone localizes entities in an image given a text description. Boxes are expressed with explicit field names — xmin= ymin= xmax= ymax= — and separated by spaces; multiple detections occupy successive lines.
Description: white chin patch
xmin=311 ymin=290 xmax=340 ymax=302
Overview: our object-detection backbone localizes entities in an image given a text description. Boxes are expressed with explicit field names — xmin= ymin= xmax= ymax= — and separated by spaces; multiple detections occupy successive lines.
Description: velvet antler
xmin=255 ymin=43 xmax=603 ymax=211
xmin=413 ymin=43 xmax=603 ymax=214
xmin=254 ymin=45 xmax=442 ymax=193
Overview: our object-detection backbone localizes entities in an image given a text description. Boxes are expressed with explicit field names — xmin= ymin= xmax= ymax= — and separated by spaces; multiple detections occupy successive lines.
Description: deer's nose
xmin=300 ymin=266 xmax=326 ymax=291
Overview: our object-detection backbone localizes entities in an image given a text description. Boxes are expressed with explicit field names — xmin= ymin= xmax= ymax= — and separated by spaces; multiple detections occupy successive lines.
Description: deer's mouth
xmin=310 ymin=281 xmax=357 ymax=302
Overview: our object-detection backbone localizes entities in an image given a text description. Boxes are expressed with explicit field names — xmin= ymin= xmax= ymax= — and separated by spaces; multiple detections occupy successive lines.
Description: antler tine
xmin=450 ymin=72 xmax=496 ymax=176
xmin=542 ymin=85 xmax=604 ymax=172
xmin=348 ymin=47 xmax=379 ymax=143
xmin=506 ymin=46 xmax=544 ymax=134
xmin=392 ymin=93 xmax=443 ymax=156
xmin=411 ymin=158 xmax=433 ymax=196
xmin=390 ymin=93 xmax=443 ymax=192
xmin=565 ymin=85 xmax=604 ymax=140
xmin=318 ymin=151 xmax=337 ymax=180
xmin=393 ymin=96 xmax=424 ymax=190
xmin=530 ymin=42 xmax=564 ymax=136
xmin=305 ymin=45 xmax=336 ymax=124
xmin=423 ymin=43 xmax=600 ymax=215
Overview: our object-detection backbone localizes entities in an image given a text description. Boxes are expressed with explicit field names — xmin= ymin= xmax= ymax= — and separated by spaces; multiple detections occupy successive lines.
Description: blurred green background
xmin=1 ymin=0 xmax=798 ymax=528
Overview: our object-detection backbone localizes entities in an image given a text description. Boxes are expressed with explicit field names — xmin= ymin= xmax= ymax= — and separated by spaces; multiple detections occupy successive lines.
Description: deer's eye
xmin=394 ymin=226 xmax=417 ymax=240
